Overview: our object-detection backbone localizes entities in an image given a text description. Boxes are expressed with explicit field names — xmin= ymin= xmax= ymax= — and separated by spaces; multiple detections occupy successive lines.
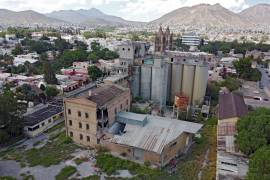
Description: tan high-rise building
xmin=64 ymin=85 xmax=131 ymax=147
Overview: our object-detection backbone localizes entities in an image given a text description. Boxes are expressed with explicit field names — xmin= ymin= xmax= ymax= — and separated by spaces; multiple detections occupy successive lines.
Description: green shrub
xmin=96 ymin=153 xmax=163 ymax=178
xmin=0 ymin=176 xmax=16 ymax=180
xmin=55 ymin=166 xmax=76 ymax=180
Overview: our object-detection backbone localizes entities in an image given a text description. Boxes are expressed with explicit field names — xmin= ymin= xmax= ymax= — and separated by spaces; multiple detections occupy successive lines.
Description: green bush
xmin=236 ymin=108 xmax=270 ymax=155
xmin=0 ymin=176 xmax=16 ymax=180
xmin=25 ymin=132 xmax=77 ymax=167
xmin=248 ymin=146 xmax=270 ymax=180
xmin=96 ymin=153 xmax=163 ymax=178
xmin=55 ymin=166 xmax=76 ymax=180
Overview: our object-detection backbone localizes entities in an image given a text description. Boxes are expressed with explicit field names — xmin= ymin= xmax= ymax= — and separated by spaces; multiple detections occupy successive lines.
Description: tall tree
xmin=88 ymin=66 xmax=103 ymax=81
xmin=248 ymin=146 xmax=270 ymax=180
xmin=11 ymin=44 xmax=24 ymax=56
xmin=236 ymin=108 xmax=270 ymax=155
xmin=42 ymin=54 xmax=57 ymax=85
xmin=0 ymin=88 xmax=23 ymax=143
xmin=45 ymin=86 xmax=59 ymax=99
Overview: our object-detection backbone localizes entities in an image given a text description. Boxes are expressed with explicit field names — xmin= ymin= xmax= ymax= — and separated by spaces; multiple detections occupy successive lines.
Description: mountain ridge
xmin=149 ymin=3 xmax=251 ymax=28
xmin=46 ymin=8 xmax=142 ymax=26
xmin=0 ymin=4 xmax=270 ymax=28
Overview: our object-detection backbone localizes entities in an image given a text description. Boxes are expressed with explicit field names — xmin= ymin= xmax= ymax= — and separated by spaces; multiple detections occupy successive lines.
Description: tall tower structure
xmin=154 ymin=26 xmax=173 ymax=53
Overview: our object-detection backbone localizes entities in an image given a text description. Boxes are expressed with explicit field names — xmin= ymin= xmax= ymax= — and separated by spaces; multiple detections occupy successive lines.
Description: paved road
xmin=257 ymin=66 xmax=269 ymax=88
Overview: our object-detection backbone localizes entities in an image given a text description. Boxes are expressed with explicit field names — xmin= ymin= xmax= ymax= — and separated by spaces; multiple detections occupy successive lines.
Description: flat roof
xmin=110 ymin=112 xmax=203 ymax=154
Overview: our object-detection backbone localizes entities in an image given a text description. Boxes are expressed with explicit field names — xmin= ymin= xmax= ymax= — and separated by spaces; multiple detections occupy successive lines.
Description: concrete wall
xmin=105 ymin=89 xmax=131 ymax=126
xmin=151 ymin=63 xmax=169 ymax=107
xmin=182 ymin=65 xmax=195 ymax=104
xmin=192 ymin=65 xmax=208 ymax=105
xmin=118 ymin=44 xmax=134 ymax=60
xmin=104 ymin=132 xmax=192 ymax=167
xmin=170 ymin=64 xmax=183 ymax=102
xmin=140 ymin=66 xmax=152 ymax=100
xmin=131 ymin=66 xmax=141 ymax=98
xmin=162 ymin=132 xmax=191 ymax=166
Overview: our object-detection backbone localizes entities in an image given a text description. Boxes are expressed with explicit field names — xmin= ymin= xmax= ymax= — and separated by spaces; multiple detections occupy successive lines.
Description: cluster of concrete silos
xmin=131 ymin=57 xmax=169 ymax=107
xmin=131 ymin=54 xmax=209 ymax=107
xmin=169 ymin=59 xmax=209 ymax=105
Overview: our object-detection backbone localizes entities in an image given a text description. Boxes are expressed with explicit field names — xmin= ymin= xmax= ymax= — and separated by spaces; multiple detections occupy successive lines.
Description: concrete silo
xmin=192 ymin=65 xmax=209 ymax=105
xmin=151 ymin=64 xmax=169 ymax=107
xmin=170 ymin=63 xmax=184 ymax=102
xmin=131 ymin=66 xmax=141 ymax=98
xmin=140 ymin=65 xmax=152 ymax=100
xmin=181 ymin=64 xmax=195 ymax=104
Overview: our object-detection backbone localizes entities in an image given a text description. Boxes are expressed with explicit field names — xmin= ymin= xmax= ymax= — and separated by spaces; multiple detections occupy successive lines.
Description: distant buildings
xmin=181 ymin=32 xmax=202 ymax=47
xmin=61 ymin=61 xmax=90 ymax=76
xmin=217 ymin=93 xmax=248 ymax=180
xmin=13 ymin=53 xmax=39 ymax=67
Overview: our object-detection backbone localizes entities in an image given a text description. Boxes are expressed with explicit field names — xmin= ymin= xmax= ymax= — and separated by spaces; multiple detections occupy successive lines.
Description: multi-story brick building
xmin=64 ymin=84 xmax=131 ymax=147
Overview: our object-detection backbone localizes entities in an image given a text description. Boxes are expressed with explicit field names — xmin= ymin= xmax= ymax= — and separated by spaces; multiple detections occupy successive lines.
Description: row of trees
xmin=83 ymin=30 xmax=106 ymax=39
xmin=52 ymin=41 xmax=118 ymax=72
xmin=21 ymin=38 xmax=73 ymax=54
xmin=89 ymin=41 xmax=119 ymax=63
xmin=200 ymin=40 xmax=270 ymax=55
xmin=236 ymin=108 xmax=270 ymax=179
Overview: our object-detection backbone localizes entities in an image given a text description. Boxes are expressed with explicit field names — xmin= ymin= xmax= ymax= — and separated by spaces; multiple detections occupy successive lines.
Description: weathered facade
xmin=64 ymin=85 xmax=131 ymax=147
xmin=154 ymin=26 xmax=173 ymax=53
xmin=103 ymin=112 xmax=202 ymax=167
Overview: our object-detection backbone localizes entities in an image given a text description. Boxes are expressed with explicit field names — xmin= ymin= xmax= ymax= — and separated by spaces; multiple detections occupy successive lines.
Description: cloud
xmin=0 ymin=0 xmax=250 ymax=21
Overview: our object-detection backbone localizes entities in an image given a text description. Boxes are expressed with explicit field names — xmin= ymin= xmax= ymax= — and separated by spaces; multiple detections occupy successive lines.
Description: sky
xmin=0 ymin=0 xmax=269 ymax=22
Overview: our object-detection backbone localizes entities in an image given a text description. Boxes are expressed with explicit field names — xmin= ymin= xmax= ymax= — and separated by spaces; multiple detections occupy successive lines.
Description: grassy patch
xmin=1 ymin=131 xmax=78 ymax=168
xmin=96 ymin=153 xmax=164 ymax=179
xmin=21 ymin=174 xmax=35 ymax=180
xmin=55 ymin=166 xmax=76 ymax=180
xmin=74 ymin=157 xmax=88 ymax=165
xmin=176 ymin=117 xmax=217 ymax=180
xmin=1 ymin=148 xmax=24 ymax=162
xmin=45 ymin=121 xmax=65 ymax=134
xmin=81 ymin=175 xmax=100 ymax=180
xmin=33 ymin=141 xmax=42 ymax=147
xmin=0 ymin=176 xmax=16 ymax=180
xmin=25 ymin=132 xmax=77 ymax=167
